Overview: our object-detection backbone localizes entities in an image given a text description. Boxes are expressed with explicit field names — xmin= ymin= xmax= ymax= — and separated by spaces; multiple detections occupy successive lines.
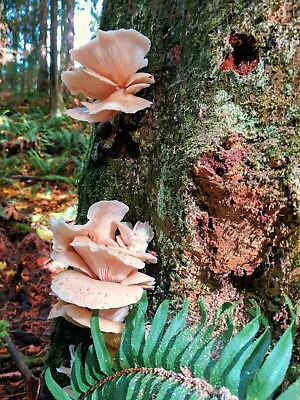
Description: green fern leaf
xmin=166 ymin=325 xmax=198 ymax=371
xmin=154 ymin=378 xmax=180 ymax=399
xmin=116 ymin=292 xmax=148 ymax=369
xmin=133 ymin=373 xmax=156 ymax=399
xmin=283 ymin=294 xmax=295 ymax=318
xmin=166 ymin=297 xmax=209 ymax=371
xmin=237 ymin=328 xmax=271 ymax=398
xmin=209 ymin=314 xmax=261 ymax=387
xmin=154 ymin=297 xmax=188 ymax=367
xmin=71 ymin=344 xmax=90 ymax=397
xmin=246 ymin=316 xmax=296 ymax=399
xmin=131 ymin=292 xmax=148 ymax=366
xmin=142 ymin=299 xmax=169 ymax=367
xmin=91 ymin=310 xmax=113 ymax=376
xmin=275 ymin=377 xmax=300 ymax=400
xmin=45 ymin=368 xmax=73 ymax=400
xmin=84 ymin=344 xmax=104 ymax=386
xmin=46 ymin=297 xmax=298 ymax=400
xmin=125 ymin=372 xmax=146 ymax=399
xmin=115 ymin=373 xmax=134 ymax=397
xmin=198 ymin=297 xmax=207 ymax=327
xmin=193 ymin=311 xmax=234 ymax=378
xmin=168 ymin=382 xmax=194 ymax=399
xmin=225 ymin=327 xmax=271 ymax=396
xmin=179 ymin=302 xmax=232 ymax=369
xmin=143 ymin=375 xmax=163 ymax=398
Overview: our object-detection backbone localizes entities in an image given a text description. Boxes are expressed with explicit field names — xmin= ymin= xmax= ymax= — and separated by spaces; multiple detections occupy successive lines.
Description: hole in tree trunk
xmin=220 ymin=33 xmax=259 ymax=75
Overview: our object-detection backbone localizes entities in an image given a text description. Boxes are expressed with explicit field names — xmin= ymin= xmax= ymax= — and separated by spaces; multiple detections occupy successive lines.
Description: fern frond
xmin=46 ymin=295 xmax=299 ymax=399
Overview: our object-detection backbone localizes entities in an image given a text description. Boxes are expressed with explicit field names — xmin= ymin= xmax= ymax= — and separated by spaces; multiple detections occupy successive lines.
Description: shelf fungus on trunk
xmin=48 ymin=200 xmax=157 ymax=333
xmin=61 ymin=29 xmax=155 ymax=122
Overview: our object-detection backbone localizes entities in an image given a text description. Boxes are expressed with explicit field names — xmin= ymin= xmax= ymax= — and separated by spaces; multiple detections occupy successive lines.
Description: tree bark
xmin=50 ymin=0 xmax=64 ymax=116
xmin=66 ymin=0 xmax=74 ymax=70
xmin=37 ymin=0 xmax=48 ymax=93
xmin=44 ymin=0 xmax=299 ymax=396
xmin=60 ymin=0 xmax=74 ymax=72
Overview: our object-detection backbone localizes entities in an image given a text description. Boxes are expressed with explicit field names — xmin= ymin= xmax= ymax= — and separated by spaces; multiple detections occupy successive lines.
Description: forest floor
xmin=0 ymin=95 xmax=88 ymax=399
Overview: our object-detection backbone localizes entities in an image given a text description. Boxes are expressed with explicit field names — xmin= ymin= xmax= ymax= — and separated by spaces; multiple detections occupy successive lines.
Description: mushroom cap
xmin=51 ymin=249 xmax=95 ymax=278
xmin=117 ymin=220 xmax=156 ymax=258
xmin=70 ymin=29 xmax=151 ymax=87
xmin=65 ymin=107 xmax=119 ymax=123
xmin=50 ymin=200 xmax=129 ymax=258
xmin=62 ymin=29 xmax=154 ymax=123
xmin=121 ymin=270 xmax=156 ymax=289
xmin=79 ymin=90 xmax=152 ymax=118
xmin=86 ymin=200 xmax=129 ymax=246
xmin=48 ymin=300 xmax=126 ymax=333
xmin=51 ymin=270 xmax=143 ymax=310
xmin=49 ymin=216 xmax=88 ymax=252
xmin=61 ymin=68 xmax=117 ymax=100
xmin=115 ymin=245 xmax=157 ymax=264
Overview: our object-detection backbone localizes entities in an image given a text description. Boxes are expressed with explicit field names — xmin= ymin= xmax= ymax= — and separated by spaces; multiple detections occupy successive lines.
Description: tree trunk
xmin=50 ymin=0 xmax=64 ymax=116
xmin=37 ymin=0 xmax=49 ymax=93
xmin=11 ymin=24 xmax=19 ymax=93
xmin=44 ymin=0 xmax=299 ymax=395
xmin=66 ymin=0 xmax=74 ymax=70
xmin=25 ymin=0 xmax=39 ymax=93
xmin=60 ymin=0 xmax=74 ymax=72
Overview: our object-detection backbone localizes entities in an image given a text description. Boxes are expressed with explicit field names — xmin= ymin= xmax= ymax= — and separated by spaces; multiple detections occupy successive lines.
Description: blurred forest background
xmin=0 ymin=1 xmax=101 ymax=398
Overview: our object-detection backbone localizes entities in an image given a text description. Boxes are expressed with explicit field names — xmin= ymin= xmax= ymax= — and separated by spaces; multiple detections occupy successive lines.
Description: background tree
xmin=60 ymin=0 xmax=74 ymax=72
xmin=37 ymin=0 xmax=49 ymax=93
xmin=50 ymin=0 xmax=64 ymax=116
xmin=2 ymin=0 xmax=42 ymax=94
xmin=44 ymin=0 xmax=299 ymax=395
xmin=1 ymin=0 xmax=73 ymax=99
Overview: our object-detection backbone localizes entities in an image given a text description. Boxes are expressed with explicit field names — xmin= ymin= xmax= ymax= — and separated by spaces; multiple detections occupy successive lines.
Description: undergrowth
xmin=46 ymin=294 xmax=299 ymax=399
xmin=0 ymin=105 xmax=90 ymax=187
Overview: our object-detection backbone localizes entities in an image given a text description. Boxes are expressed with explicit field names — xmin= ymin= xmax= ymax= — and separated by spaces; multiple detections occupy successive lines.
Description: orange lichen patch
xmin=220 ymin=33 xmax=259 ymax=76
xmin=189 ymin=135 xmax=289 ymax=275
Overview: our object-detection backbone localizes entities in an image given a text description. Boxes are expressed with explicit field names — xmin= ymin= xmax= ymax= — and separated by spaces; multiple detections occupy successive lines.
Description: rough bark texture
xmin=44 ymin=0 xmax=299 ymax=396
xmin=79 ymin=0 xmax=299 ymax=316
xmin=37 ymin=0 xmax=48 ymax=93
xmin=60 ymin=0 xmax=74 ymax=72
xmin=50 ymin=0 xmax=64 ymax=116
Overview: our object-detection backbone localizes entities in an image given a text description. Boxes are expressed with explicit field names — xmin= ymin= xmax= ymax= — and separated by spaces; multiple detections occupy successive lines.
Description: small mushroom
xmin=49 ymin=200 xmax=129 ymax=258
xmin=86 ymin=200 xmax=129 ymax=246
xmin=49 ymin=200 xmax=157 ymax=330
xmin=62 ymin=29 xmax=155 ymax=123
xmin=117 ymin=220 xmax=155 ymax=253
xmin=51 ymin=270 xmax=144 ymax=310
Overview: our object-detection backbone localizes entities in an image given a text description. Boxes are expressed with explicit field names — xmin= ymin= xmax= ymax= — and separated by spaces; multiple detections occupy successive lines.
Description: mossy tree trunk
xmin=44 ymin=0 xmax=299 ymax=396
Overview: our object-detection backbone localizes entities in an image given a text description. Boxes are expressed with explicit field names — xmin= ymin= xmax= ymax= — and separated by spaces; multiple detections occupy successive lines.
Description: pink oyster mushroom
xmin=61 ymin=29 xmax=155 ymax=122
xmin=48 ymin=200 xmax=157 ymax=333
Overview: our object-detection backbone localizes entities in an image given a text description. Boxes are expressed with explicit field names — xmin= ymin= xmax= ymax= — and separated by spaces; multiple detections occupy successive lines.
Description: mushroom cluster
xmin=48 ymin=200 xmax=157 ymax=333
xmin=62 ymin=29 xmax=155 ymax=122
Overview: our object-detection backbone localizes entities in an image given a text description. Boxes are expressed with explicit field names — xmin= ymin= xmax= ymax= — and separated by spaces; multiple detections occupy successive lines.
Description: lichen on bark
xmin=43 ymin=0 xmax=299 ymax=396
